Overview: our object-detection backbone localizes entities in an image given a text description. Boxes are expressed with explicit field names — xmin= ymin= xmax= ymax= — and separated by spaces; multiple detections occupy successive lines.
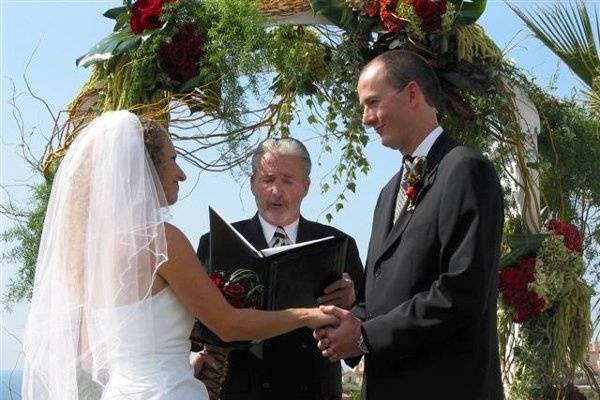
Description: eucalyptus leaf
xmin=76 ymin=29 xmax=141 ymax=68
xmin=103 ymin=6 xmax=127 ymax=20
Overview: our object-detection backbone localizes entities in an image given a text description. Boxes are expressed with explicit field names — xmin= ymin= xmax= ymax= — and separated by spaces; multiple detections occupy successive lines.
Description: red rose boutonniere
xmin=402 ymin=156 xmax=427 ymax=211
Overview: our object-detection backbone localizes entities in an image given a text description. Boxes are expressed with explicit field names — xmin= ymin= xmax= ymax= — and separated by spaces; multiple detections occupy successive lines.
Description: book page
xmin=260 ymin=236 xmax=334 ymax=257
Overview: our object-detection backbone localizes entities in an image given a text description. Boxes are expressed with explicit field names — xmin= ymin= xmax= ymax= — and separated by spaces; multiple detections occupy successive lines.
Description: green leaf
xmin=103 ymin=6 xmax=127 ymax=20
xmin=450 ymin=0 xmax=487 ymax=26
xmin=309 ymin=0 xmax=363 ymax=31
xmin=508 ymin=0 xmax=600 ymax=89
xmin=335 ymin=202 xmax=344 ymax=212
xmin=76 ymin=28 xmax=141 ymax=68
xmin=179 ymin=74 xmax=204 ymax=93
xmin=500 ymin=233 xmax=550 ymax=268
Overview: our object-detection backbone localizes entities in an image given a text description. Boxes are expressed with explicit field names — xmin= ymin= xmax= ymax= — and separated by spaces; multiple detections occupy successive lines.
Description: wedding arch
xmin=4 ymin=1 xmax=600 ymax=398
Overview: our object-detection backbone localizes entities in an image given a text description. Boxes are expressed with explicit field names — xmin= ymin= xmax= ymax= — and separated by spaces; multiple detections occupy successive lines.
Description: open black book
xmin=191 ymin=207 xmax=348 ymax=347
xmin=208 ymin=206 xmax=348 ymax=310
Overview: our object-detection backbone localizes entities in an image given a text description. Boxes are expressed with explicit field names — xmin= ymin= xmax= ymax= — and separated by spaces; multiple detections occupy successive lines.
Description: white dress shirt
xmin=258 ymin=214 xmax=299 ymax=245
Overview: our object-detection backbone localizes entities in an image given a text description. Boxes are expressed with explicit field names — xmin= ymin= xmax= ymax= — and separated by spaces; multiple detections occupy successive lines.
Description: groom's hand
xmin=317 ymin=273 xmax=355 ymax=309
xmin=191 ymin=350 xmax=220 ymax=378
xmin=313 ymin=305 xmax=362 ymax=361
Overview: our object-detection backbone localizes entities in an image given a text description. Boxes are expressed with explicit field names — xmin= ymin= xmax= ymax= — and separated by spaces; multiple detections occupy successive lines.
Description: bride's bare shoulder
xmin=163 ymin=222 xmax=192 ymax=248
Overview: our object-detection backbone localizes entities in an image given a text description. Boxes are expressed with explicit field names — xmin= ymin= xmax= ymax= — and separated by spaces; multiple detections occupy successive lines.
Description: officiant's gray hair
xmin=251 ymin=138 xmax=312 ymax=179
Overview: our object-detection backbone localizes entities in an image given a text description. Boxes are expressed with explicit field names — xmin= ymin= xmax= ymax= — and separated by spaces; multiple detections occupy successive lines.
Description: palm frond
xmin=508 ymin=0 xmax=600 ymax=89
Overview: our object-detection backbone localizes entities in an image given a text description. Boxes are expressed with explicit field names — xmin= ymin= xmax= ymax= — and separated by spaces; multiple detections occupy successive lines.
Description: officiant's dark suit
xmin=195 ymin=138 xmax=364 ymax=400
xmin=315 ymin=50 xmax=504 ymax=399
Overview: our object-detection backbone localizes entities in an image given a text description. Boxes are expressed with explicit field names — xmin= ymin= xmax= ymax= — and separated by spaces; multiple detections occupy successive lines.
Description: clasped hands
xmin=313 ymin=272 xmax=363 ymax=362
xmin=192 ymin=273 xmax=359 ymax=377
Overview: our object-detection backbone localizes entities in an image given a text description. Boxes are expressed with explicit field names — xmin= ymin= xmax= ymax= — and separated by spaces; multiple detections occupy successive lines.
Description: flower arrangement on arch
xmin=315 ymin=0 xmax=503 ymax=120
xmin=498 ymin=218 xmax=592 ymax=400
xmin=499 ymin=218 xmax=586 ymax=324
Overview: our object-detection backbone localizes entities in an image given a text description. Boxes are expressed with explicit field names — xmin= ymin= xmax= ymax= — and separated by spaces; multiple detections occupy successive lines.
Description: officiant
xmin=193 ymin=137 xmax=364 ymax=400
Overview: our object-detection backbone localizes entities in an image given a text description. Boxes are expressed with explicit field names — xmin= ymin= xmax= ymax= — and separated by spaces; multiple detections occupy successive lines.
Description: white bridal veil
xmin=22 ymin=111 xmax=169 ymax=399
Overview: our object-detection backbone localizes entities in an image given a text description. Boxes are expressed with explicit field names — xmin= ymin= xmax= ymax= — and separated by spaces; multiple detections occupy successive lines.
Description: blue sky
xmin=0 ymin=0 xmax=584 ymax=377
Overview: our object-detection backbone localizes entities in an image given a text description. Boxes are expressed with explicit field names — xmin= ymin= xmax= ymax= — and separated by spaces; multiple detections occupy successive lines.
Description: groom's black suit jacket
xmin=354 ymin=133 xmax=504 ymax=399
xmin=197 ymin=214 xmax=364 ymax=400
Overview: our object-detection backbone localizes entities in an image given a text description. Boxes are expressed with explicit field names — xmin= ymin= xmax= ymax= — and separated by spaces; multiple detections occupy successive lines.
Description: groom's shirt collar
xmin=402 ymin=126 xmax=443 ymax=159
xmin=258 ymin=213 xmax=299 ymax=245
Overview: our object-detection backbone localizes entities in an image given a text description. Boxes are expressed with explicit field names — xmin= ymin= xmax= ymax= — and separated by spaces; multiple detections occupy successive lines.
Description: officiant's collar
xmin=402 ymin=126 xmax=443 ymax=159
xmin=258 ymin=213 xmax=299 ymax=244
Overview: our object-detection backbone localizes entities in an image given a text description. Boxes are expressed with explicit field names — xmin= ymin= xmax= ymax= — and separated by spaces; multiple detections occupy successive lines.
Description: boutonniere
xmin=402 ymin=156 xmax=427 ymax=211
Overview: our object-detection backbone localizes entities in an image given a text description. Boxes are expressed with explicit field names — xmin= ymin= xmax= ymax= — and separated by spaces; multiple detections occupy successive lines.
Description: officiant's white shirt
xmin=258 ymin=214 xmax=299 ymax=245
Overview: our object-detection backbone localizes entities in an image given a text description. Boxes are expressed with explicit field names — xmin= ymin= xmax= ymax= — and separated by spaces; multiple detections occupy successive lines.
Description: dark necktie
xmin=269 ymin=226 xmax=289 ymax=247
xmin=393 ymin=155 xmax=413 ymax=222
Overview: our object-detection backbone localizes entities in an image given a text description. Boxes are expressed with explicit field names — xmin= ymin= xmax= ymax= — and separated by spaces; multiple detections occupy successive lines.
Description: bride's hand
xmin=304 ymin=308 xmax=339 ymax=329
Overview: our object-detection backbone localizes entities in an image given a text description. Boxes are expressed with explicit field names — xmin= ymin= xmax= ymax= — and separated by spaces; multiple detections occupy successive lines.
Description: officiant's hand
xmin=313 ymin=305 xmax=362 ymax=361
xmin=317 ymin=272 xmax=355 ymax=309
xmin=191 ymin=350 xmax=220 ymax=378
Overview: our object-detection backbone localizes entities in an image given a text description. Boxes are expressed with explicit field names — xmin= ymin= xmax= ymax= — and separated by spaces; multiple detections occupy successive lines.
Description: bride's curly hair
xmin=139 ymin=117 xmax=168 ymax=169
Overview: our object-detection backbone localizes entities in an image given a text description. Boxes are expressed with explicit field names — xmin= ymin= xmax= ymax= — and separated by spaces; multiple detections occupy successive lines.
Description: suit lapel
xmin=371 ymin=133 xmax=457 ymax=266
xmin=240 ymin=213 xmax=269 ymax=250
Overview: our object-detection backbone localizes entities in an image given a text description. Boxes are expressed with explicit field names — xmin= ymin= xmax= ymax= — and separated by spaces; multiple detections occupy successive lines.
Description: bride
xmin=21 ymin=111 xmax=336 ymax=399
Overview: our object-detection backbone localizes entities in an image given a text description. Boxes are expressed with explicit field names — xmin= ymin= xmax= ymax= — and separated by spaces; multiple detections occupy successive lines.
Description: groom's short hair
xmin=362 ymin=50 xmax=442 ymax=109
xmin=251 ymin=138 xmax=311 ymax=179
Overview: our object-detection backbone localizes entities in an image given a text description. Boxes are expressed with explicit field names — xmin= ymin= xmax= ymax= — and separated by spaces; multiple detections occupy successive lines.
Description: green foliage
xmin=2 ymin=179 xmax=52 ymax=309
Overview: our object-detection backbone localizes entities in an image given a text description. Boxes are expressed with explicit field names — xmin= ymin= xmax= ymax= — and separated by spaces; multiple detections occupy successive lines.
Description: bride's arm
xmin=157 ymin=223 xmax=337 ymax=342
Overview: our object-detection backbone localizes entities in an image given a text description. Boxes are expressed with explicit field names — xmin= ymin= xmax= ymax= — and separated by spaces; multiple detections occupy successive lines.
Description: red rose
xmin=406 ymin=186 xmax=417 ymax=202
xmin=229 ymin=298 xmax=246 ymax=308
xmin=130 ymin=0 xmax=175 ymax=34
xmin=224 ymin=282 xmax=245 ymax=299
xmin=500 ymin=267 xmax=520 ymax=287
xmin=170 ymin=41 xmax=189 ymax=65
xmin=130 ymin=0 xmax=163 ymax=34
xmin=547 ymin=219 xmax=583 ymax=253
xmin=209 ymin=272 xmax=226 ymax=289
xmin=178 ymin=61 xmax=199 ymax=81
xmin=413 ymin=0 xmax=446 ymax=21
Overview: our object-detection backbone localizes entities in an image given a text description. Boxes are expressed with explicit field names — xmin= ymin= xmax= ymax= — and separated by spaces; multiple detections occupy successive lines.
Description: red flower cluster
xmin=209 ymin=270 xmax=262 ymax=309
xmin=130 ymin=0 xmax=175 ymax=35
xmin=499 ymin=258 xmax=545 ymax=323
xmin=157 ymin=24 xmax=203 ymax=83
xmin=412 ymin=0 xmax=446 ymax=32
xmin=547 ymin=219 xmax=583 ymax=253
xmin=368 ymin=0 xmax=446 ymax=33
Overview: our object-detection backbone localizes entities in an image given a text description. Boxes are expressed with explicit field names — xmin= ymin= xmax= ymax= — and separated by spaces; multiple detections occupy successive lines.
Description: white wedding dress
xmin=100 ymin=287 xmax=209 ymax=400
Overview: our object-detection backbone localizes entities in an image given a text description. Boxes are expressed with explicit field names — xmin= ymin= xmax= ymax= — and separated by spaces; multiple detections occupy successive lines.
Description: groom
xmin=195 ymin=137 xmax=364 ymax=400
xmin=315 ymin=50 xmax=505 ymax=399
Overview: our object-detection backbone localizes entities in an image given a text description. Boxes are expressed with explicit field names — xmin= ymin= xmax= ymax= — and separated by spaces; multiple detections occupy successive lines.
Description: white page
xmin=260 ymin=236 xmax=335 ymax=257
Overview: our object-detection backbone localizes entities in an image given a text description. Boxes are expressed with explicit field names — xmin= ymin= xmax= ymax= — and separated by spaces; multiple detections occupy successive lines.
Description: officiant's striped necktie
xmin=269 ymin=226 xmax=289 ymax=247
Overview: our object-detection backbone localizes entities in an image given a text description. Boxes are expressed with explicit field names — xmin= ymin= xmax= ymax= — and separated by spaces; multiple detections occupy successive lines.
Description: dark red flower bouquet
xmin=547 ymin=218 xmax=583 ymax=254
xmin=157 ymin=24 xmax=204 ymax=83
xmin=209 ymin=269 xmax=264 ymax=309
xmin=130 ymin=0 xmax=176 ymax=35
xmin=499 ymin=257 xmax=545 ymax=323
